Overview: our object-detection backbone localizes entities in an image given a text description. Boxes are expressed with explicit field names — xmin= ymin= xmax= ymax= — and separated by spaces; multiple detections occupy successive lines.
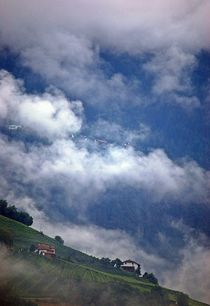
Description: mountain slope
xmin=0 ymin=215 xmax=208 ymax=306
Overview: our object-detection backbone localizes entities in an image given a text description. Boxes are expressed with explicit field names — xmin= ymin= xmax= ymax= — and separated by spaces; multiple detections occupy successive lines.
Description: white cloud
xmin=1 ymin=0 xmax=210 ymax=54
xmin=173 ymin=95 xmax=200 ymax=109
xmin=162 ymin=238 xmax=210 ymax=304
xmin=0 ymin=70 xmax=83 ymax=139
xmin=0 ymin=1 xmax=209 ymax=107
xmin=88 ymin=119 xmax=150 ymax=145
xmin=0 ymin=71 xmax=209 ymax=216
xmin=144 ymin=47 xmax=197 ymax=95
xmin=1 ymin=136 xmax=209 ymax=215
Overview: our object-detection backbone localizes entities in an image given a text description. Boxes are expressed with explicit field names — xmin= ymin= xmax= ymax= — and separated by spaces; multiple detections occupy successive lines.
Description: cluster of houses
xmin=33 ymin=243 xmax=141 ymax=275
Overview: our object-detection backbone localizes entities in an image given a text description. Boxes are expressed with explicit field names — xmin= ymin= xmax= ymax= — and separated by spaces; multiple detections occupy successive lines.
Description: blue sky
xmin=0 ymin=0 xmax=210 ymax=303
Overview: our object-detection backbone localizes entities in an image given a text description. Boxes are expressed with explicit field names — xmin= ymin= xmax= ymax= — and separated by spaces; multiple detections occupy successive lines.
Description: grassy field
xmin=0 ymin=215 xmax=208 ymax=306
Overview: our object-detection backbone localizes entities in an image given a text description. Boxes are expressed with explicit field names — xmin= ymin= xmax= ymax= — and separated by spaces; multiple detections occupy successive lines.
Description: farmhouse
xmin=121 ymin=259 xmax=141 ymax=274
xmin=35 ymin=243 xmax=56 ymax=257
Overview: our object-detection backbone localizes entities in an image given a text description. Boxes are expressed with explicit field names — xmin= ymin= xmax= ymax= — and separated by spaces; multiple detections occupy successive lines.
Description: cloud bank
xmin=0 ymin=70 xmax=209 ymax=216
xmin=1 ymin=0 xmax=209 ymax=107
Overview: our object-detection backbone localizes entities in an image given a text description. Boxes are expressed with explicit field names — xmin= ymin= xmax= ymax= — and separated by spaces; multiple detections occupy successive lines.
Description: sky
xmin=0 ymin=0 xmax=210 ymax=303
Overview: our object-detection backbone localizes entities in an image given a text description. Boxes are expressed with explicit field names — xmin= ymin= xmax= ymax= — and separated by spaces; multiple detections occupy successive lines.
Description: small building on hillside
xmin=35 ymin=243 xmax=56 ymax=258
xmin=121 ymin=259 xmax=141 ymax=274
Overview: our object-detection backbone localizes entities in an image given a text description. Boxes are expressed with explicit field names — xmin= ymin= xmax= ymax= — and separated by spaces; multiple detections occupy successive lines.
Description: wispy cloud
xmin=162 ymin=236 xmax=210 ymax=304
xmin=88 ymin=119 xmax=150 ymax=146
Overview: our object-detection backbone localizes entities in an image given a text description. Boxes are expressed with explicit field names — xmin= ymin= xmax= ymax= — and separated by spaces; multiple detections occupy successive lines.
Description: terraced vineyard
xmin=10 ymin=252 xmax=155 ymax=295
xmin=0 ymin=215 xmax=208 ymax=306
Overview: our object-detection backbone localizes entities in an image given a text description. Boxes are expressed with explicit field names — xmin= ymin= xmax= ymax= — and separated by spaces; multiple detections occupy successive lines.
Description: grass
xmin=0 ymin=215 xmax=93 ymax=263
xmin=0 ymin=215 xmax=209 ymax=306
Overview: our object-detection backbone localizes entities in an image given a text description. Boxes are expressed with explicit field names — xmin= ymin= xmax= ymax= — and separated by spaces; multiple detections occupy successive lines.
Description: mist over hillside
xmin=0 ymin=216 xmax=208 ymax=306
xmin=0 ymin=0 xmax=210 ymax=303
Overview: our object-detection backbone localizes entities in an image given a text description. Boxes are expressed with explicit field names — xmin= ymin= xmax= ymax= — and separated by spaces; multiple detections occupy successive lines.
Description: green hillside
xmin=0 ymin=215 xmax=208 ymax=306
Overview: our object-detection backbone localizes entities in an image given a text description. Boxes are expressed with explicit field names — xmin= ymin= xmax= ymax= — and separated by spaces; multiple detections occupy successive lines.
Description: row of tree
xmin=100 ymin=257 xmax=159 ymax=284
xmin=0 ymin=199 xmax=33 ymax=226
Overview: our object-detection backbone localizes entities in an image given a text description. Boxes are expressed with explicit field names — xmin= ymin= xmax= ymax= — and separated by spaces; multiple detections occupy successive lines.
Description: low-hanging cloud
xmin=31 ymin=212 xmax=210 ymax=304
xmin=162 ymin=238 xmax=210 ymax=304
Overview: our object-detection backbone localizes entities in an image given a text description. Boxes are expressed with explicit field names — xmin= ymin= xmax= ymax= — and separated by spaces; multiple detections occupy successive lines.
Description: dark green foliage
xmin=54 ymin=235 xmax=64 ymax=244
xmin=0 ymin=200 xmax=33 ymax=226
xmin=0 ymin=200 xmax=8 ymax=215
xmin=143 ymin=272 xmax=159 ymax=284
xmin=177 ymin=292 xmax=189 ymax=306
xmin=17 ymin=211 xmax=33 ymax=226
xmin=111 ymin=258 xmax=123 ymax=268
xmin=136 ymin=264 xmax=141 ymax=276
xmin=100 ymin=257 xmax=111 ymax=266
xmin=29 ymin=244 xmax=36 ymax=252
xmin=0 ymin=229 xmax=13 ymax=247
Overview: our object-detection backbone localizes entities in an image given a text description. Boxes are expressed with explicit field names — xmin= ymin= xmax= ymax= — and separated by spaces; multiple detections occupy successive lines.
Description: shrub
xmin=142 ymin=272 xmax=159 ymax=284
xmin=55 ymin=235 xmax=64 ymax=244
xmin=177 ymin=293 xmax=189 ymax=306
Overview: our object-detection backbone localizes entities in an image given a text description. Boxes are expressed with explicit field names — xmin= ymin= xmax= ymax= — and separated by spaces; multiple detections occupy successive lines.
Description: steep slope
xmin=0 ymin=215 xmax=208 ymax=306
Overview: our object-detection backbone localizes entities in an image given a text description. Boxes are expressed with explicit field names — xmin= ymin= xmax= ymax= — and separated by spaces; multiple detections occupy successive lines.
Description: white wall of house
xmin=121 ymin=262 xmax=139 ymax=270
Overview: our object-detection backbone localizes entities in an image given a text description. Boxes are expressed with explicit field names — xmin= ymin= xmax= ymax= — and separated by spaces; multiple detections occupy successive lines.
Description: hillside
xmin=0 ymin=215 xmax=208 ymax=306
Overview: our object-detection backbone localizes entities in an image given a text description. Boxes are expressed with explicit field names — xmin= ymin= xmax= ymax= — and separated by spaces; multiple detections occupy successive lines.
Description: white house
xmin=121 ymin=259 xmax=141 ymax=274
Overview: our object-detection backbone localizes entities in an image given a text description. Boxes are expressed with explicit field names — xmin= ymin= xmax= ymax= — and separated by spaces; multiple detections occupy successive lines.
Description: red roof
xmin=122 ymin=259 xmax=140 ymax=266
xmin=37 ymin=243 xmax=55 ymax=251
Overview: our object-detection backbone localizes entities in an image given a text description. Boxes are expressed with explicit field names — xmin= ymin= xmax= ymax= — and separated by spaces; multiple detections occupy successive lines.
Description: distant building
xmin=121 ymin=259 xmax=141 ymax=274
xmin=35 ymin=243 xmax=55 ymax=258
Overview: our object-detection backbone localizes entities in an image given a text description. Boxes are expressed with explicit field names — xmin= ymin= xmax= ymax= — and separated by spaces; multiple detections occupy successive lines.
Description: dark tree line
xmin=0 ymin=199 xmax=33 ymax=226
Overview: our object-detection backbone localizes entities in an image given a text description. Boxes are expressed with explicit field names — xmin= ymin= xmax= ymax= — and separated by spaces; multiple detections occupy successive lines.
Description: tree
xmin=177 ymin=293 xmax=189 ymax=306
xmin=111 ymin=258 xmax=123 ymax=268
xmin=55 ymin=235 xmax=64 ymax=244
xmin=18 ymin=211 xmax=33 ymax=226
xmin=100 ymin=257 xmax=111 ymax=266
xmin=136 ymin=264 xmax=141 ymax=276
xmin=0 ymin=199 xmax=8 ymax=215
xmin=30 ymin=244 xmax=36 ymax=252
xmin=6 ymin=205 xmax=18 ymax=219
xmin=143 ymin=272 xmax=158 ymax=285
xmin=0 ymin=199 xmax=33 ymax=226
